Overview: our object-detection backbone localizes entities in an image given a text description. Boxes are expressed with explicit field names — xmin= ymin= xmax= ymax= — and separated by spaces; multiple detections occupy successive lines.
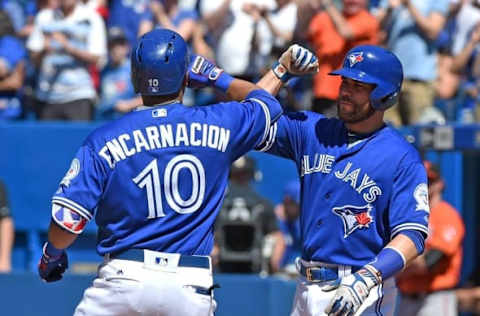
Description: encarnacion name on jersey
xmin=99 ymin=123 xmax=231 ymax=168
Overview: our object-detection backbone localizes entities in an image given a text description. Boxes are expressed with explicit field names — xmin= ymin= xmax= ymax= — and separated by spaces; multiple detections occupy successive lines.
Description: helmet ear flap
xmin=370 ymin=83 xmax=401 ymax=110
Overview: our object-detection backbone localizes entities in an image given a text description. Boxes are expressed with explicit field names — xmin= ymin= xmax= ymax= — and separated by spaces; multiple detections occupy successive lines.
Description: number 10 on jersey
xmin=132 ymin=155 xmax=206 ymax=218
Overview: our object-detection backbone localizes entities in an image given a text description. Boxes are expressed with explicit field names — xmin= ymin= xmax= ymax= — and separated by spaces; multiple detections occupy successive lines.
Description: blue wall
xmin=0 ymin=273 xmax=296 ymax=316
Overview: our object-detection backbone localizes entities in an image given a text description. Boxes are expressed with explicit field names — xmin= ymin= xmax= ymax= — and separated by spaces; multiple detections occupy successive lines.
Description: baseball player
xmin=256 ymin=45 xmax=430 ymax=315
xmin=37 ymin=28 xmax=318 ymax=316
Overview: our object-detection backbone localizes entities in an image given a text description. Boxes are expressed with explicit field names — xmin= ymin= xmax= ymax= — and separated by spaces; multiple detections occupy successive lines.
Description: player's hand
xmin=322 ymin=266 xmax=381 ymax=316
xmin=187 ymin=55 xmax=233 ymax=92
xmin=272 ymin=44 xmax=318 ymax=82
xmin=38 ymin=242 xmax=68 ymax=283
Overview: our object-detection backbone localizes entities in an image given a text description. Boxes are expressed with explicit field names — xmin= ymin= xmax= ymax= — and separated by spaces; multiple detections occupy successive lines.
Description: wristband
xmin=44 ymin=242 xmax=63 ymax=258
xmin=368 ymin=247 xmax=405 ymax=280
xmin=272 ymin=61 xmax=292 ymax=83
xmin=214 ymin=72 xmax=234 ymax=93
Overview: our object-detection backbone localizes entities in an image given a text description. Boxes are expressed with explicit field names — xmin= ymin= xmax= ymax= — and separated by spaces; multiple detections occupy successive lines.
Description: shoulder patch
xmin=52 ymin=203 xmax=88 ymax=234
xmin=414 ymin=183 xmax=430 ymax=213
xmin=61 ymin=158 xmax=80 ymax=187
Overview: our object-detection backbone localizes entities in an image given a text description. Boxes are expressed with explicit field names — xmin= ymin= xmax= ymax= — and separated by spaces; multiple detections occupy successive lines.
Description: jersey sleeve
xmin=226 ymin=89 xmax=283 ymax=160
xmin=255 ymin=111 xmax=305 ymax=162
xmin=389 ymin=160 xmax=430 ymax=239
xmin=52 ymin=144 xmax=108 ymax=221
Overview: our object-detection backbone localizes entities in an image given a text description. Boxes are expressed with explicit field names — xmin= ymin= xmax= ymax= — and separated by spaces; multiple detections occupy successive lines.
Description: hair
xmin=0 ymin=11 xmax=15 ymax=38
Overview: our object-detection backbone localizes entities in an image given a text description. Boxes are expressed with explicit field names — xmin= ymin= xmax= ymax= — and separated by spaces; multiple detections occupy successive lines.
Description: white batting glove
xmin=322 ymin=265 xmax=381 ymax=316
xmin=272 ymin=44 xmax=319 ymax=82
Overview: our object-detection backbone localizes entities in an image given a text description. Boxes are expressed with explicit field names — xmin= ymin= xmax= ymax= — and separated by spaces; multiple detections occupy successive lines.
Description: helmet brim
xmin=329 ymin=68 xmax=380 ymax=86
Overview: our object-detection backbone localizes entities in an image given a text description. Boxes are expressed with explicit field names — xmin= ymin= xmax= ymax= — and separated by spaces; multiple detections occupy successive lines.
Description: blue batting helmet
xmin=131 ymin=28 xmax=189 ymax=96
xmin=330 ymin=45 xmax=403 ymax=110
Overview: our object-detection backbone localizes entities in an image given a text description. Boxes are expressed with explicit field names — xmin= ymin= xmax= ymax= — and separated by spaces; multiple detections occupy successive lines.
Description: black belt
xmin=108 ymin=249 xmax=211 ymax=270
xmin=298 ymin=262 xmax=339 ymax=282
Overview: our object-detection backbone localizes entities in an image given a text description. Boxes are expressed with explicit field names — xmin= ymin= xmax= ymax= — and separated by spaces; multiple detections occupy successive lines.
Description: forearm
xmin=64 ymin=44 xmax=100 ymax=65
xmin=406 ymin=3 xmax=444 ymax=40
xmin=47 ymin=220 xmax=78 ymax=249
xmin=155 ymin=13 xmax=176 ymax=31
xmin=203 ymin=0 xmax=231 ymax=31
xmin=0 ymin=217 xmax=14 ymax=267
xmin=325 ymin=3 xmax=354 ymax=40
xmin=138 ymin=20 xmax=154 ymax=38
xmin=375 ymin=7 xmax=392 ymax=27
xmin=225 ymin=78 xmax=263 ymax=101
xmin=256 ymin=70 xmax=284 ymax=96
xmin=269 ymin=231 xmax=286 ymax=273
xmin=0 ymin=62 xmax=24 ymax=91
xmin=451 ymin=41 xmax=476 ymax=73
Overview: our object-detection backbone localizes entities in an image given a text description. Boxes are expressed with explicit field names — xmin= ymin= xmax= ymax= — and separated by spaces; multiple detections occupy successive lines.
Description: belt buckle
xmin=306 ymin=267 xmax=320 ymax=282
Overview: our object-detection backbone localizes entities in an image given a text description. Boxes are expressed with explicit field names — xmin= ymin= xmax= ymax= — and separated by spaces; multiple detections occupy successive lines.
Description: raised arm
xmin=403 ymin=0 xmax=446 ymax=41
xmin=187 ymin=44 xmax=318 ymax=101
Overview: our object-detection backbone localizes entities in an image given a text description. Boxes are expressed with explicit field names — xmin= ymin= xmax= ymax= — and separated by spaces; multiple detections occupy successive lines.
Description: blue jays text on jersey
xmin=50 ymin=89 xmax=282 ymax=256
xmin=257 ymin=111 xmax=430 ymax=269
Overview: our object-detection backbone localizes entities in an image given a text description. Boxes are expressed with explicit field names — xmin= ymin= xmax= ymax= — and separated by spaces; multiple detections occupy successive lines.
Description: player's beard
xmin=337 ymin=98 xmax=376 ymax=124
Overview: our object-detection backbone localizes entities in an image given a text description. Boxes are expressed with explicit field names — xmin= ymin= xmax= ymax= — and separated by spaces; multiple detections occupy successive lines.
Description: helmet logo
xmin=347 ymin=52 xmax=364 ymax=67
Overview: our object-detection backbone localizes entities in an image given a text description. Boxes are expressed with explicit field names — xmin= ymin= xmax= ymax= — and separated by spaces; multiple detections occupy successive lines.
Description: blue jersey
xmin=257 ymin=112 xmax=429 ymax=269
xmin=52 ymin=89 xmax=281 ymax=256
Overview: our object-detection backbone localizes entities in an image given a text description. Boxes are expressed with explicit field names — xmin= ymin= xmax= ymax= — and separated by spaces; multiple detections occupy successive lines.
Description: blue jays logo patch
xmin=347 ymin=52 xmax=364 ymax=67
xmin=332 ymin=204 xmax=373 ymax=238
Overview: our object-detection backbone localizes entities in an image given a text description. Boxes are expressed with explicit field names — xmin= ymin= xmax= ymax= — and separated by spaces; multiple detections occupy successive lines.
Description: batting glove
xmin=272 ymin=44 xmax=319 ymax=82
xmin=322 ymin=265 xmax=381 ymax=316
xmin=187 ymin=55 xmax=234 ymax=93
xmin=38 ymin=242 xmax=68 ymax=283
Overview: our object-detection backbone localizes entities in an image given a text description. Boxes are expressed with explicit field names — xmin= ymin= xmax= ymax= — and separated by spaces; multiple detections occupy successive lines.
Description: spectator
xmin=0 ymin=10 xmax=27 ymax=120
xmin=0 ymin=0 xmax=37 ymax=38
xmin=243 ymin=0 xmax=298 ymax=66
xmin=376 ymin=0 xmax=449 ymax=126
xmin=200 ymin=0 xmax=276 ymax=81
xmin=214 ymin=156 xmax=285 ymax=274
xmin=274 ymin=180 xmax=301 ymax=276
xmin=0 ymin=179 xmax=14 ymax=273
xmin=452 ymin=21 xmax=480 ymax=122
xmin=396 ymin=161 xmax=465 ymax=316
xmin=308 ymin=0 xmax=379 ymax=117
xmin=151 ymin=0 xmax=198 ymax=42
xmin=26 ymin=0 xmax=107 ymax=121
xmin=451 ymin=0 xmax=480 ymax=57
xmin=107 ymin=0 xmax=153 ymax=48
xmin=96 ymin=27 xmax=140 ymax=120
xmin=456 ymin=268 xmax=480 ymax=315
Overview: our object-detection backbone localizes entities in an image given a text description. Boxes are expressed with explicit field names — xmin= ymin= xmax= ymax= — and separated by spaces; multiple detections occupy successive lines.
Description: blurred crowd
xmin=2 ymin=0 xmax=480 ymax=124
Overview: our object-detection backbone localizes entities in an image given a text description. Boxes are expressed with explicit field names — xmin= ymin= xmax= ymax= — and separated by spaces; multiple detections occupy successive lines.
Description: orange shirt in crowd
xmin=397 ymin=201 xmax=465 ymax=294
xmin=308 ymin=10 xmax=378 ymax=100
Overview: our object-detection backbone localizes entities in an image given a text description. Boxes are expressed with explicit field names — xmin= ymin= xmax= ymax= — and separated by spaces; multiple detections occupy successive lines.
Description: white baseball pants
xmin=73 ymin=251 xmax=216 ymax=316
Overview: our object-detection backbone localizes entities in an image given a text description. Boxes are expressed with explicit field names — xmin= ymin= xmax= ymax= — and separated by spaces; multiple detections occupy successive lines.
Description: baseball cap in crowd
xmin=423 ymin=160 xmax=441 ymax=183
xmin=107 ymin=27 xmax=127 ymax=46
xmin=284 ymin=180 xmax=300 ymax=204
